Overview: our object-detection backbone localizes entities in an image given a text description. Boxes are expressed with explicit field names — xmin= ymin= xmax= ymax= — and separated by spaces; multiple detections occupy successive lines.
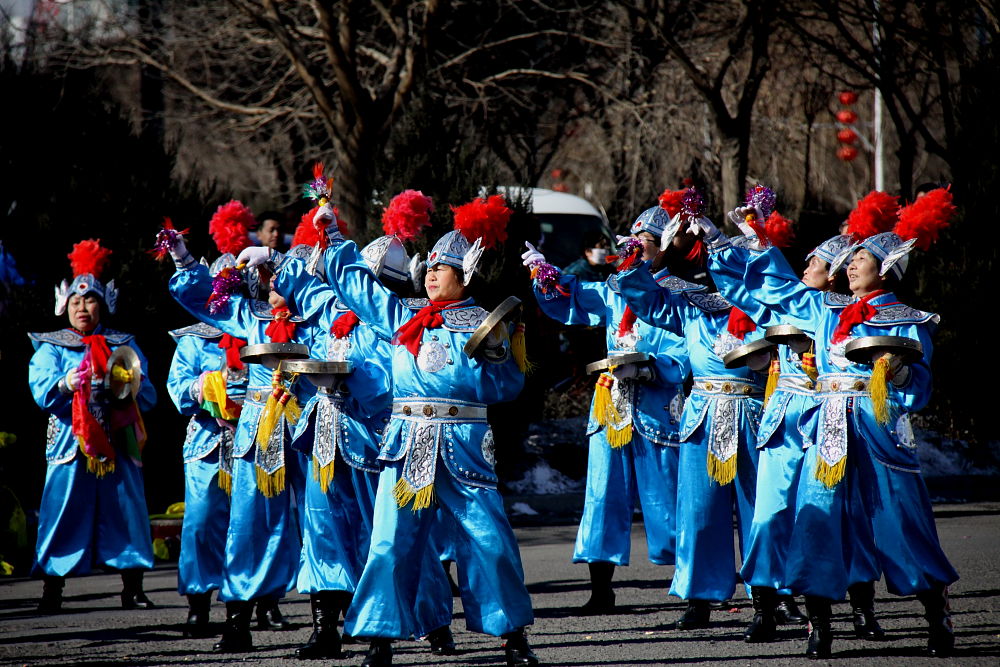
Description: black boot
xmin=502 ymin=628 xmax=539 ymax=667
xmin=213 ymin=601 xmax=254 ymax=652
xmin=255 ymin=596 xmax=289 ymax=630
xmin=38 ymin=575 xmax=64 ymax=614
xmin=805 ymin=596 xmax=833 ymax=659
xmin=361 ymin=638 xmax=393 ymax=667
xmin=578 ymin=562 xmax=615 ymax=615
xmin=184 ymin=592 xmax=213 ymax=638
xmin=120 ymin=569 xmax=155 ymax=609
xmin=296 ymin=591 xmax=345 ymax=659
xmin=443 ymin=560 xmax=461 ymax=597
xmin=917 ymin=585 xmax=955 ymax=658
xmin=775 ymin=595 xmax=808 ymax=625
xmin=848 ymin=581 xmax=885 ymax=640
xmin=744 ymin=586 xmax=777 ymax=643
xmin=427 ymin=625 xmax=457 ymax=655
xmin=675 ymin=599 xmax=711 ymax=630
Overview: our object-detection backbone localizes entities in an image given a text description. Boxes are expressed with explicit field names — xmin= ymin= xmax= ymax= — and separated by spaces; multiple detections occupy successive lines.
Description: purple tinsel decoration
xmin=745 ymin=184 xmax=776 ymax=219
xmin=153 ymin=228 xmax=182 ymax=255
xmin=302 ymin=178 xmax=332 ymax=202
xmin=207 ymin=267 xmax=243 ymax=314
xmin=617 ymin=237 xmax=643 ymax=256
xmin=680 ymin=187 xmax=705 ymax=221
xmin=531 ymin=261 xmax=569 ymax=296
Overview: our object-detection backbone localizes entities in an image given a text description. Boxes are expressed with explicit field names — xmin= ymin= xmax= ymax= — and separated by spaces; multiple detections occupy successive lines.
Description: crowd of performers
xmin=27 ymin=169 xmax=959 ymax=664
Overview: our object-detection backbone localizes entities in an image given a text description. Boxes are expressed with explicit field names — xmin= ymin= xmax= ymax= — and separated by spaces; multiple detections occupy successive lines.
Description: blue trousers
xmin=574 ymin=430 xmax=678 ymax=566
xmin=178 ymin=451 xmax=229 ymax=594
xmin=871 ymin=459 xmax=958 ymax=596
xmin=669 ymin=431 xmax=760 ymax=601
xmin=35 ymin=455 xmax=153 ymax=577
xmin=219 ymin=454 xmax=300 ymax=602
xmin=345 ymin=460 xmax=533 ymax=638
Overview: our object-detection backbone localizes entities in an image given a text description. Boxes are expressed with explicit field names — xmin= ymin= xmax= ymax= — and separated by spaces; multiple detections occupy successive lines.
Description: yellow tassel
xmin=869 ymin=356 xmax=891 ymax=426
xmin=763 ymin=358 xmax=780 ymax=407
xmin=256 ymin=386 xmax=284 ymax=450
xmin=592 ymin=372 xmax=621 ymax=427
xmin=606 ymin=423 xmax=633 ymax=448
xmin=511 ymin=322 xmax=534 ymax=374
xmin=392 ymin=477 xmax=435 ymax=511
xmin=255 ymin=465 xmax=286 ymax=497
xmin=86 ymin=456 xmax=115 ymax=478
xmin=152 ymin=537 xmax=170 ymax=561
xmin=314 ymin=455 xmax=335 ymax=493
xmin=815 ymin=455 xmax=847 ymax=488
xmin=706 ymin=451 xmax=737 ymax=485
xmin=217 ymin=470 xmax=232 ymax=496
xmin=801 ymin=349 xmax=818 ymax=382
xmin=282 ymin=394 xmax=302 ymax=426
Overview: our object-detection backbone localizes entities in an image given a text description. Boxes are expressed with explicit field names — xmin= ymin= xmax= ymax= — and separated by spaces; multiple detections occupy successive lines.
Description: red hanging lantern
xmin=836 ymin=146 xmax=859 ymax=162
xmin=552 ymin=183 xmax=569 ymax=193
xmin=838 ymin=91 xmax=859 ymax=106
xmin=550 ymin=168 xmax=564 ymax=180
xmin=837 ymin=128 xmax=859 ymax=144
xmin=836 ymin=109 xmax=858 ymax=124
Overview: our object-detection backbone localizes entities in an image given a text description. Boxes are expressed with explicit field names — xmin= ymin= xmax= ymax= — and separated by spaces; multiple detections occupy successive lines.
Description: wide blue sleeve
xmin=647 ymin=331 xmax=689 ymax=386
xmin=167 ymin=336 xmax=203 ymax=416
xmin=707 ymin=244 xmax=783 ymax=329
xmin=28 ymin=343 xmax=73 ymax=416
xmin=168 ymin=264 xmax=258 ymax=338
xmin=129 ymin=341 xmax=157 ymax=412
xmin=734 ymin=246 xmax=826 ymax=336
xmin=271 ymin=258 xmax=338 ymax=331
xmin=532 ymin=270 xmax=610 ymax=327
xmin=891 ymin=321 xmax=934 ymax=413
xmin=616 ymin=266 xmax=682 ymax=329
xmin=317 ymin=240 xmax=408 ymax=341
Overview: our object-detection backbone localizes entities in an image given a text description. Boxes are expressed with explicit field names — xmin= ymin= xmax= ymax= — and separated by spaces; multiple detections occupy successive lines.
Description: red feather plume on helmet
xmin=764 ymin=211 xmax=796 ymax=248
xmin=451 ymin=194 xmax=511 ymax=249
xmin=895 ymin=187 xmax=956 ymax=251
xmin=658 ymin=189 xmax=685 ymax=217
xmin=68 ymin=239 xmax=112 ymax=278
xmin=382 ymin=190 xmax=434 ymax=242
xmin=845 ymin=191 xmax=899 ymax=242
xmin=209 ymin=200 xmax=256 ymax=255
xmin=292 ymin=206 xmax=348 ymax=248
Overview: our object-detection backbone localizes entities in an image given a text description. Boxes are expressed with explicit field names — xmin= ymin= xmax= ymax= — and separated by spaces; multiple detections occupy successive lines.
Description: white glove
xmin=521 ymin=241 xmax=545 ymax=267
xmin=157 ymin=230 xmax=193 ymax=268
xmin=236 ymin=246 xmax=273 ymax=269
xmin=727 ymin=206 xmax=763 ymax=236
xmin=882 ymin=353 xmax=911 ymax=386
xmin=615 ymin=235 xmax=631 ymax=248
xmin=313 ymin=203 xmax=336 ymax=228
xmin=687 ymin=216 xmax=720 ymax=240
xmin=64 ymin=367 xmax=86 ymax=392
xmin=612 ymin=364 xmax=652 ymax=382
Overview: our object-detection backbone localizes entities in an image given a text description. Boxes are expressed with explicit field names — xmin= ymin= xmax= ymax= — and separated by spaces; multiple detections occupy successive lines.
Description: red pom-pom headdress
xmin=382 ymin=190 xmax=434 ymax=242
xmin=69 ymin=239 xmax=112 ymax=278
xmin=764 ymin=211 xmax=796 ymax=249
xmin=56 ymin=239 xmax=118 ymax=316
xmin=451 ymin=194 xmax=511 ymax=249
xmin=209 ymin=200 xmax=255 ymax=256
xmin=844 ymin=191 xmax=899 ymax=242
xmin=894 ymin=186 xmax=955 ymax=251
xmin=658 ymin=189 xmax=685 ymax=218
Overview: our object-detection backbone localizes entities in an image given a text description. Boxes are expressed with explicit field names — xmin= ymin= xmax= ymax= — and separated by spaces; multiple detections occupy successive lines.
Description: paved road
xmin=2 ymin=503 xmax=998 ymax=666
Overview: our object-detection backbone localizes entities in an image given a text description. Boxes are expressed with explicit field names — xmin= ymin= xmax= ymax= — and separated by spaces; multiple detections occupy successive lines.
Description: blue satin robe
xmin=276 ymin=260 xmax=452 ymax=636
xmin=167 ymin=324 xmax=248 ymax=596
xmin=617 ymin=266 xmax=768 ymax=602
xmin=275 ymin=240 xmax=533 ymax=639
xmin=727 ymin=244 xmax=957 ymax=598
xmin=169 ymin=263 xmax=313 ymax=602
xmin=28 ymin=325 xmax=157 ymax=577
xmin=533 ymin=268 xmax=691 ymax=567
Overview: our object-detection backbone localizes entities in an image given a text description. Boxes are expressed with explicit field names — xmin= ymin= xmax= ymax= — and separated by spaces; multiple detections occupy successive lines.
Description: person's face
xmin=68 ymin=293 xmax=101 ymax=332
xmin=259 ymin=218 xmax=282 ymax=249
xmin=425 ymin=264 xmax=465 ymax=301
xmin=801 ymin=255 xmax=835 ymax=291
xmin=268 ymin=274 xmax=287 ymax=309
xmin=633 ymin=232 xmax=658 ymax=262
xmin=847 ymin=249 xmax=886 ymax=296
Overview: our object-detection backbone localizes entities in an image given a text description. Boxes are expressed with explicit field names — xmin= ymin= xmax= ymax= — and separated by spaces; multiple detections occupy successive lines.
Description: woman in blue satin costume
xmin=166 ymin=323 xmax=248 ymax=635
xmin=164 ymin=238 xmax=313 ymax=653
xmin=698 ymin=209 xmax=958 ymax=658
xmin=616 ymin=243 xmax=776 ymax=630
xmin=259 ymin=205 xmax=537 ymax=667
xmin=707 ymin=232 xmax=888 ymax=643
xmin=523 ymin=205 xmax=691 ymax=615
xmin=254 ymin=239 xmax=453 ymax=659
xmin=28 ymin=242 xmax=157 ymax=613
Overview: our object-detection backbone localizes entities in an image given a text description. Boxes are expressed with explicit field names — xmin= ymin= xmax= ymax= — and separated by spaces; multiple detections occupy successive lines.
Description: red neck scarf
xmin=218 ymin=334 xmax=247 ymax=370
xmin=832 ymin=290 xmax=888 ymax=343
xmin=685 ymin=239 xmax=706 ymax=266
xmin=392 ymin=300 xmax=462 ymax=356
xmin=80 ymin=333 xmax=112 ymax=380
xmin=727 ymin=307 xmax=757 ymax=340
xmin=330 ymin=310 xmax=361 ymax=339
xmin=265 ymin=307 xmax=297 ymax=343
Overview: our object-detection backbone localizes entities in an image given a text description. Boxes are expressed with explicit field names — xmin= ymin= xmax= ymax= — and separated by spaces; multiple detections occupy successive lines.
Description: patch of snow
xmin=509 ymin=502 xmax=539 ymax=516
xmin=507 ymin=460 xmax=585 ymax=495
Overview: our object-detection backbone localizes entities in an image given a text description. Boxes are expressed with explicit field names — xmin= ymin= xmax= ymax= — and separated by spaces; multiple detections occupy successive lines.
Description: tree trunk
xmin=718 ymin=134 xmax=741 ymax=230
xmin=338 ymin=126 xmax=375 ymax=241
